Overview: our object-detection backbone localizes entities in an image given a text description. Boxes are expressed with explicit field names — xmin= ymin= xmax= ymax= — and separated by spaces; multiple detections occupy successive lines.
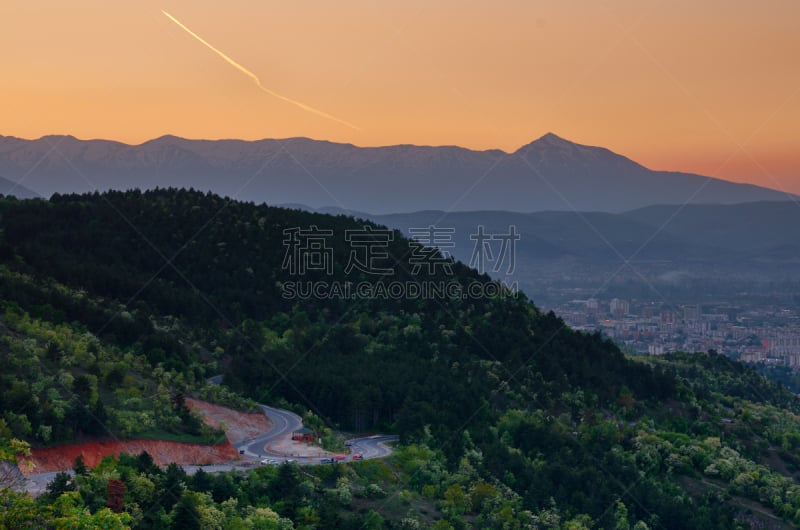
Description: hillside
xmin=623 ymin=201 xmax=800 ymax=257
xmin=0 ymin=267 xmax=227 ymax=447
xmin=315 ymin=201 xmax=800 ymax=305
xmin=0 ymin=175 xmax=38 ymax=199
xmin=0 ymin=133 xmax=793 ymax=213
xmin=0 ymin=190 xmax=660 ymax=435
xmin=361 ymin=201 xmax=800 ymax=263
xmin=3 ymin=190 xmax=800 ymax=528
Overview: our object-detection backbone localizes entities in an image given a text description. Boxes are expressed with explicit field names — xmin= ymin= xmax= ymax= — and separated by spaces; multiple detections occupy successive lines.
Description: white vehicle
xmin=260 ymin=458 xmax=278 ymax=466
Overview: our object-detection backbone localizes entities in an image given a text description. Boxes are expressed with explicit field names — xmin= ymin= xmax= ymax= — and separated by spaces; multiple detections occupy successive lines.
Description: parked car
xmin=334 ymin=454 xmax=346 ymax=461
xmin=351 ymin=453 xmax=363 ymax=460
xmin=319 ymin=457 xmax=335 ymax=464
xmin=260 ymin=458 xmax=278 ymax=466
xmin=285 ymin=459 xmax=297 ymax=464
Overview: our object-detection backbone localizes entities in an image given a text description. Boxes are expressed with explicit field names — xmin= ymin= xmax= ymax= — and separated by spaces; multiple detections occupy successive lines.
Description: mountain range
xmin=283 ymin=201 xmax=800 ymax=304
xmin=0 ymin=132 xmax=793 ymax=212
xmin=363 ymin=201 xmax=800 ymax=262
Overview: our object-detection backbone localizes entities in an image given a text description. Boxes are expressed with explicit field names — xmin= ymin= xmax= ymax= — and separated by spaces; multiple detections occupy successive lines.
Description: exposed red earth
xmin=19 ymin=399 xmax=269 ymax=475
xmin=19 ymin=440 xmax=238 ymax=476
xmin=185 ymin=397 xmax=271 ymax=444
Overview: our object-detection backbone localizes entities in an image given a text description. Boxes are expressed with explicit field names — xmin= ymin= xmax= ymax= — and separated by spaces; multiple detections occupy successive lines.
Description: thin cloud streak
xmin=161 ymin=10 xmax=360 ymax=131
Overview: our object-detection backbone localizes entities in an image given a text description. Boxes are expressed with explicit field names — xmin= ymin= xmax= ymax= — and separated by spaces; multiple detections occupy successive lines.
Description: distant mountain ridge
xmin=0 ymin=132 xmax=793 ymax=213
xmin=0 ymin=173 xmax=39 ymax=199
xmin=288 ymin=201 xmax=800 ymax=297
xmin=297 ymin=200 xmax=800 ymax=263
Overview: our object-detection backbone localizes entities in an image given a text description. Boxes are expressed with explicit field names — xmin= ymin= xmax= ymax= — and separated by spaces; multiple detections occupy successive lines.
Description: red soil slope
xmin=20 ymin=439 xmax=238 ymax=476
xmin=186 ymin=398 xmax=271 ymax=444
xmin=20 ymin=399 xmax=268 ymax=475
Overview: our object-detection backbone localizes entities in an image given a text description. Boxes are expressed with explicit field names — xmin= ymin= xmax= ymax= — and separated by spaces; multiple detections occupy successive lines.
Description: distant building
xmin=741 ymin=350 xmax=765 ymax=363
xmin=768 ymin=332 xmax=800 ymax=366
xmin=788 ymin=353 xmax=800 ymax=368
xmin=660 ymin=310 xmax=676 ymax=327
xmin=292 ymin=428 xmax=315 ymax=442
xmin=610 ymin=298 xmax=630 ymax=318
xmin=586 ymin=298 xmax=600 ymax=313
xmin=730 ymin=326 xmax=748 ymax=340
xmin=683 ymin=305 xmax=700 ymax=323
xmin=718 ymin=306 xmax=740 ymax=322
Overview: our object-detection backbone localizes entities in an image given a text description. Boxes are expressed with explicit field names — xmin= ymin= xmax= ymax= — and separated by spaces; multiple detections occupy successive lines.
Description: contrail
xmin=161 ymin=10 xmax=360 ymax=130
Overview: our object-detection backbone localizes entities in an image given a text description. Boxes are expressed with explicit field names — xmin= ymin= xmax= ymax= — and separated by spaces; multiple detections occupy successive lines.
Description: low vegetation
xmin=1 ymin=189 xmax=800 ymax=528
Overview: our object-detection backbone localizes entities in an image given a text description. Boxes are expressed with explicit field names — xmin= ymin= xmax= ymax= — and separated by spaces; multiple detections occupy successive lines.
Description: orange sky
xmin=2 ymin=1 xmax=799 ymax=192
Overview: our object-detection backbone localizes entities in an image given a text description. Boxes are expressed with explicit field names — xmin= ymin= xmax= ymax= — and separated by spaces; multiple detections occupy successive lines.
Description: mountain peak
xmin=538 ymin=132 xmax=570 ymax=144
xmin=147 ymin=134 xmax=188 ymax=145
xmin=514 ymin=132 xmax=581 ymax=154
xmin=510 ymin=132 xmax=656 ymax=179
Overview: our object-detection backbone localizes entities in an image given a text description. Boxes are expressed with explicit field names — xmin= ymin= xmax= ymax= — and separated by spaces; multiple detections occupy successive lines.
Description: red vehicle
xmin=351 ymin=453 xmax=363 ymax=460
xmin=334 ymin=454 xmax=346 ymax=461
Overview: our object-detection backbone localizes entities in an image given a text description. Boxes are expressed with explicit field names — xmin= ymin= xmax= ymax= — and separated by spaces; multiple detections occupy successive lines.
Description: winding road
xmin=346 ymin=435 xmax=400 ymax=460
xmin=239 ymin=405 xmax=301 ymax=459
xmin=236 ymin=405 xmax=398 ymax=466
xmin=22 ymin=402 xmax=398 ymax=494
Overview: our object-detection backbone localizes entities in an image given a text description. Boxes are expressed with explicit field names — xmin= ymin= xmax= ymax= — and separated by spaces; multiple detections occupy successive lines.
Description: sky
xmin=2 ymin=0 xmax=799 ymax=192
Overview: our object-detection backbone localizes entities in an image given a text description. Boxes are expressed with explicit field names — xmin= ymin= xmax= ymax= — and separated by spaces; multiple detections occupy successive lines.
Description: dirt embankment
xmin=186 ymin=398 xmax=270 ymax=444
xmin=20 ymin=440 xmax=238 ymax=476
xmin=20 ymin=399 xmax=270 ymax=475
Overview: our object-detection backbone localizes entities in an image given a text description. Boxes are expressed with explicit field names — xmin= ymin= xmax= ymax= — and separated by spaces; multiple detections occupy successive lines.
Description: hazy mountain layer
xmin=0 ymin=133 xmax=792 ymax=212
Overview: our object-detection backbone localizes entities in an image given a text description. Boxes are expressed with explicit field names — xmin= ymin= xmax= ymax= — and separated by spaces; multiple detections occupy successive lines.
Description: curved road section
xmin=239 ymin=405 xmax=302 ymax=459
xmin=347 ymin=435 xmax=400 ymax=460
xmin=24 ymin=404 xmax=398 ymax=493
xmin=236 ymin=405 xmax=398 ymax=465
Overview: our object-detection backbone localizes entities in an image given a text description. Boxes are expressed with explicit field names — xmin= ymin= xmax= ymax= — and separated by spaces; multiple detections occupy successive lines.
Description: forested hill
xmin=0 ymin=189 xmax=671 ymax=433
xmin=3 ymin=189 xmax=800 ymax=528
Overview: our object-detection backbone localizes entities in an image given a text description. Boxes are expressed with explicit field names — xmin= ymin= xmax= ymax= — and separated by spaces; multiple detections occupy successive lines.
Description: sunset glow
xmin=160 ymin=9 xmax=360 ymax=130
xmin=2 ymin=1 xmax=798 ymax=191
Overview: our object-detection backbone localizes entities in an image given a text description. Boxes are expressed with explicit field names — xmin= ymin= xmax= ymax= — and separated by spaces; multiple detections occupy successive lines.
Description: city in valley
xmin=552 ymin=295 xmax=800 ymax=366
